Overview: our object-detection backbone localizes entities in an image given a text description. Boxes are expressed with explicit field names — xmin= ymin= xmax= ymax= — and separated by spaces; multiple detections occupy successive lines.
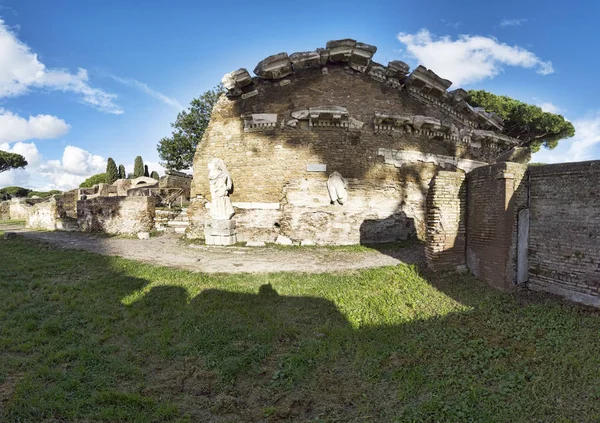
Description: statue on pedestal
xmin=205 ymin=158 xmax=237 ymax=245
xmin=208 ymin=158 xmax=234 ymax=220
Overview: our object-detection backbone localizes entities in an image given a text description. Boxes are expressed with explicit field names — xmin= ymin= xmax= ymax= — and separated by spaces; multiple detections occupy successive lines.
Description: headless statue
xmin=208 ymin=158 xmax=235 ymax=220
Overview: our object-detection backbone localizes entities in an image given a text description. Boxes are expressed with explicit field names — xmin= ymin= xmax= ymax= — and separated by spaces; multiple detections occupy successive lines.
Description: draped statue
xmin=208 ymin=158 xmax=235 ymax=220
xmin=327 ymin=171 xmax=348 ymax=205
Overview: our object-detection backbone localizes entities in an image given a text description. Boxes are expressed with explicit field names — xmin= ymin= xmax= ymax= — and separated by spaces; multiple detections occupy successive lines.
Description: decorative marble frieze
xmin=292 ymin=106 xmax=350 ymax=129
xmin=241 ymin=113 xmax=278 ymax=132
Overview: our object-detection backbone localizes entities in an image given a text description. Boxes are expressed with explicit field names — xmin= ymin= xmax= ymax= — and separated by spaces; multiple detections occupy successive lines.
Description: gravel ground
xmin=0 ymin=224 xmax=425 ymax=274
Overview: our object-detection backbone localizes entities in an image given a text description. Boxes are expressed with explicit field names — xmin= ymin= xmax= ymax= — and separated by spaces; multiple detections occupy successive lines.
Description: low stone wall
xmin=528 ymin=161 xmax=600 ymax=307
xmin=466 ymin=162 xmax=527 ymax=292
xmin=282 ymin=178 xmax=415 ymax=245
xmin=187 ymin=176 xmax=420 ymax=245
xmin=0 ymin=201 xmax=9 ymax=220
xmin=77 ymin=196 xmax=156 ymax=235
xmin=9 ymin=199 xmax=32 ymax=220
xmin=425 ymin=171 xmax=466 ymax=271
xmin=26 ymin=194 xmax=79 ymax=231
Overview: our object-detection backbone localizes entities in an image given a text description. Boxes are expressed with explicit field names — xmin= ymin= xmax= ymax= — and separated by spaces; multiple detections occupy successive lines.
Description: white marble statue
xmin=208 ymin=158 xmax=235 ymax=220
xmin=327 ymin=171 xmax=348 ymax=205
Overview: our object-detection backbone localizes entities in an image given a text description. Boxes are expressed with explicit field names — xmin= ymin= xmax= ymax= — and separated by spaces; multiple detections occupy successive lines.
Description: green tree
xmin=467 ymin=90 xmax=575 ymax=153
xmin=0 ymin=150 xmax=27 ymax=173
xmin=144 ymin=164 xmax=149 ymax=177
xmin=79 ymin=173 xmax=107 ymax=188
xmin=118 ymin=164 xmax=126 ymax=179
xmin=150 ymin=171 xmax=160 ymax=180
xmin=157 ymin=84 xmax=224 ymax=170
xmin=106 ymin=158 xmax=119 ymax=184
xmin=133 ymin=156 xmax=144 ymax=178
xmin=0 ymin=186 xmax=31 ymax=200
xmin=27 ymin=190 xmax=62 ymax=199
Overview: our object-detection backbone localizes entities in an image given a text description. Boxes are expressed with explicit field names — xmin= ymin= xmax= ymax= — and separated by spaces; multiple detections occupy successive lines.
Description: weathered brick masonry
xmin=425 ymin=171 xmax=466 ymax=271
xmin=190 ymin=39 xmax=518 ymax=244
xmin=527 ymin=161 xmax=600 ymax=306
xmin=466 ymin=163 xmax=528 ymax=292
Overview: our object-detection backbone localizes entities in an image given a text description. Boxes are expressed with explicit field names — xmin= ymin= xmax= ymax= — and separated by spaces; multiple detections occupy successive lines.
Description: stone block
xmin=137 ymin=232 xmax=150 ymax=240
xmin=349 ymin=42 xmax=377 ymax=73
xmin=306 ymin=164 xmax=327 ymax=172
xmin=290 ymin=51 xmax=321 ymax=70
xmin=246 ymin=240 xmax=266 ymax=247
xmin=204 ymin=219 xmax=237 ymax=246
xmin=222 ymin=68 xmax=253 ymax=96
xmin=275 ymin=235 xmax=293 ymax=245
xmin=386 ymin=60 xmax=410 ymax=78
xmin=326 ymin=39 xmax=356 ymax=63
xmin=253 ymin=53 xmax=293 ymax=80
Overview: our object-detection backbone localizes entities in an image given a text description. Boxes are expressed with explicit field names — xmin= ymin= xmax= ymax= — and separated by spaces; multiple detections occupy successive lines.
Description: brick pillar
xmin=425 ymin=171 xmax=467 ymax=271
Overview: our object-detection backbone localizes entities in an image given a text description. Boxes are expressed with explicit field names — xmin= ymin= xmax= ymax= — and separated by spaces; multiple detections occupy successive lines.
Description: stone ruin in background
xmin=0 ymin=170 xmax=192 ymax=235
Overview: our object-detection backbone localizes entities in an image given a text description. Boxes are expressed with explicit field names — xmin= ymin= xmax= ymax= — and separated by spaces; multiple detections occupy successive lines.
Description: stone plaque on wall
xmin=306 ymin=164 xmax=327 ymax=172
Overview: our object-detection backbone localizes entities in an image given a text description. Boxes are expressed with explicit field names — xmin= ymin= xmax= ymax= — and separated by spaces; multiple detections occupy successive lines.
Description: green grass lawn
xmin=1 ymin=235 xmax=599 ymax=422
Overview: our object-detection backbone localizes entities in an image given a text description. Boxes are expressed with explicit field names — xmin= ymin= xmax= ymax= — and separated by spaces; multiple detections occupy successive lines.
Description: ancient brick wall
xmin=425 ymin=171 xmax=466 ymax=271
xmin=466 ymin=163 xmax=527 ymax=291
xmin=190 ymin=65 xmax=504 ymax=244
xmin=77 ymin=196 xmax=155 ymax=235
xmin=528 ymin=161 xmax=600 ymax=306
xmin=193 ymin=67 xmax=497 ymax=203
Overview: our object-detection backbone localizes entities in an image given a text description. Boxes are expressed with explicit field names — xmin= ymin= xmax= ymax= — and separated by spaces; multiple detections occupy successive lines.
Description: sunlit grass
xmin=1 ymin=236 xmax=599 ymax=422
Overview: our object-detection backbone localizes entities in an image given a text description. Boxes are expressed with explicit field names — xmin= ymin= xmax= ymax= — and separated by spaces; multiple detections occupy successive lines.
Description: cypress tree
xmin=144 ymin=164 xmax=149 ymax=177
xmin=118 ymin=164 xmax=126 ymax=179
xmin=105 ymin=158 xmax=119 ymax=184
xmin=150 ymin=170 xmax=160 ymax=180
xmin=133 ymin=156 xmax=144 ymax=177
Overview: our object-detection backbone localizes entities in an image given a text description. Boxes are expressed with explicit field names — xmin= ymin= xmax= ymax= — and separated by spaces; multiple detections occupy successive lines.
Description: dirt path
xmin=0 ymin=224 xmax=425 ymax=274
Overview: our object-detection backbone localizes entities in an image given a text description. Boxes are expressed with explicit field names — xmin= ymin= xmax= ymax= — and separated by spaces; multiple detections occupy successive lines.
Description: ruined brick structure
xmin=189 ymin=39 xmax=521 ymax=244
xmin=427 ymin=160 xmax=600 ymax=308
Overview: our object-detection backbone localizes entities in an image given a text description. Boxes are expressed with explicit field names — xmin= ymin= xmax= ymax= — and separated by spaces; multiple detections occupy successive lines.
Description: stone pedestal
xmin=204 ymin=219 xmax=237 ymax=246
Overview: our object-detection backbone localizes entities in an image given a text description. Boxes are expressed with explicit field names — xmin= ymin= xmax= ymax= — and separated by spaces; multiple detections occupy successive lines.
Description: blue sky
xmin=1 ymin=0 xmax=599 ymax=190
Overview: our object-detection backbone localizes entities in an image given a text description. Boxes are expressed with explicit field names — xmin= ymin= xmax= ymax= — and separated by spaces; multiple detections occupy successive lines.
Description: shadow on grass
xmin=1 ymin=236 xmax=600 ymax=422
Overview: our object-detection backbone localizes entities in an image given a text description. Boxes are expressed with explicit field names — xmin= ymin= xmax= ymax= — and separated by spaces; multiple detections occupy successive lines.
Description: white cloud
xmin=0 ymin=142 xmax=106 ymax=190
xmin=106 ymin=74 xmax=184 ymax=110
xmin=0 ymin=19 xmax=122 ymax=114
xmin=500 ymin=18 xmax=528 ymax=28
xmin=0 ymin=109 xmax=70 ymax=142
xmin=537 ymin=101 xmax=563 ymax=115
xmin=532 ymin=112 xmax=600 ymax=164
xmin=397 ymin=29 xmax=554 ymax=86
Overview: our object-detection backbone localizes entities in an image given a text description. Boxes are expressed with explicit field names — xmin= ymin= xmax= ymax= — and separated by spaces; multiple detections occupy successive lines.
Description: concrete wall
xmin=466 ymin=163 xmax=528 ymax=292
xmin=77 ymin=196 xmax=155 ymax=235
xmin=425 ymin=171 xmax=466 ymax=271
xmin=527 ymin=161 xmax=600 ymax=307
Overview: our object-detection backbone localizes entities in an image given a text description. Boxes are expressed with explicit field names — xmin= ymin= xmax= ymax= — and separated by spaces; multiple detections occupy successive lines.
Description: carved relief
xmin=241 ymin=113 xmax=278 ymax=132
xmin=327 ymin=172 xmax=348 ymax=205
